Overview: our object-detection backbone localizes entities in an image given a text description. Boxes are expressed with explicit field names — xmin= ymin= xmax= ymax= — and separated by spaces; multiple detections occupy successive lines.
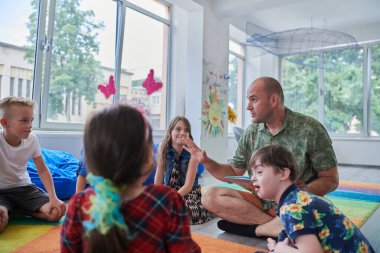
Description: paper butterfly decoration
xmin=142 ymin=69 xmax=163 ymax=95
xmin=98 ymin=75 xmax=115 ymax=99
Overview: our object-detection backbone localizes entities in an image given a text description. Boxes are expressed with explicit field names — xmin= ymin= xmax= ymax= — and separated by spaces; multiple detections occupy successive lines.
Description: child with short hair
xmin=154 ymin=116 xmax=215 ymax=224
xmin=250 ymin=144 xmax=374 ymax=253
xmin=61 ymin=105 xmax=200 ymax=253
xmin=0 ymin=96 xmax=66 ymax=233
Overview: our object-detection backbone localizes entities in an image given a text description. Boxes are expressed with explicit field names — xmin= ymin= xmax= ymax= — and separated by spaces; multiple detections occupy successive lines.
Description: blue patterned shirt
xmin=278 ymin=184 xmax=374 ymax=253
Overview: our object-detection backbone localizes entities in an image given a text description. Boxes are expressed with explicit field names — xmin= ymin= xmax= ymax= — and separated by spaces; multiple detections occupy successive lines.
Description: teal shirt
xmin=229 ymin=108 xmax=337 ymax=209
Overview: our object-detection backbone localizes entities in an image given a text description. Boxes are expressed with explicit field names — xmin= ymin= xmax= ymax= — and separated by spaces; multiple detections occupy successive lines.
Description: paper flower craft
xmin=98 ymin=75 xmax=116 ymax=99
xmin=142 ymin=69 xmax=163 ymax=95
xmin=228 ymin=105 xmax=237 ymax=124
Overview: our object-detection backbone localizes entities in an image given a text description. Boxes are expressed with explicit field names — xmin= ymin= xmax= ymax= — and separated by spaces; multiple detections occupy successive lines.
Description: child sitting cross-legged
xmin=60 ymin=104 xmax=200 ymax=253
xmin=250 ymin=144 xmax=374 ymax=253
xmin=154 ymin=116 xmax=215 ymax=225
xmin=0 ymin=97 xmax=66 ymax=233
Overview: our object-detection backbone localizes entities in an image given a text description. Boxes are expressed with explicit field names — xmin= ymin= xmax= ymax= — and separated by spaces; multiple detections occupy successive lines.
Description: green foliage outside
xmin=371 ymin=44 xmax=380 ymax=136
xmin=282 ymin=46 xmax=380 ymax=136
xmin=25 ymin=0 xmax=104 ymax=121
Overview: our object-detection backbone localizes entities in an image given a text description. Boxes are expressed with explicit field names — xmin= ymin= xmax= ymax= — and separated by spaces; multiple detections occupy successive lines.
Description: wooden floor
xmin=191 ymin=165 xmax=380 ymax=252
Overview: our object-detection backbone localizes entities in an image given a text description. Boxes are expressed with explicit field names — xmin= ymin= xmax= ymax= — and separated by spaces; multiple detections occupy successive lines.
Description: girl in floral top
xmin=250 ymin=144 xmax=374 ymax=253
xmin=61 ymin=105 xmax=200 ymax=253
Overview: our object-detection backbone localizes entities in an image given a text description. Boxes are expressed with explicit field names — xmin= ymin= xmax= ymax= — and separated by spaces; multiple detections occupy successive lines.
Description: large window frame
xmin=280 ymin=42 xmax=380 ymax=138
xmin=25 ymin=0 xmax=172 ymax=130
xmin=228 ymin=39 xmax=246 ymax=135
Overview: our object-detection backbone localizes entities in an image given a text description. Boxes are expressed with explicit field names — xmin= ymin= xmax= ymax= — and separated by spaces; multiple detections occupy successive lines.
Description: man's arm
xmin=302 ymin=166 xmax=339 ymax=196
xmin=33 ymin=156 xmax=66 ymax=216
xmin=183 ymin=137 xmax=245 ymax=181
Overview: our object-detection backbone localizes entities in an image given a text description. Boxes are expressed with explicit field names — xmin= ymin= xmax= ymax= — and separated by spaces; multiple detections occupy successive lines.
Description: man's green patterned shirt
xmin=229 ymin=108 xmax=337 ymax=210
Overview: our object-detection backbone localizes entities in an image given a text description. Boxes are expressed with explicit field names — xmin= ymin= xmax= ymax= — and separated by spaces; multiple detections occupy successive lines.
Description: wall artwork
xmin=202 ymin=86 xmax=226 ymax=137
xmin=202 ymin=64 xmax=228 ymax=137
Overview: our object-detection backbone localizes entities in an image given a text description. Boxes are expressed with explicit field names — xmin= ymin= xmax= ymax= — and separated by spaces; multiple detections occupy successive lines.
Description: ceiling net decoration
xmin=245 ymin=23 xmax=360 ymax=67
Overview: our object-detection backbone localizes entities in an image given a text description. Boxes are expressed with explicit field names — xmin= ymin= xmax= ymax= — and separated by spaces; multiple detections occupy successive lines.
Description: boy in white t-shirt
xmin=0 ymin=96 xmax=66 ymax=233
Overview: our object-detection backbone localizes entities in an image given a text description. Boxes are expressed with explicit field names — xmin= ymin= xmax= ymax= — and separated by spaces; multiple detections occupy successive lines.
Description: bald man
xmin=184 ymin=77 xmax=338 ymax=238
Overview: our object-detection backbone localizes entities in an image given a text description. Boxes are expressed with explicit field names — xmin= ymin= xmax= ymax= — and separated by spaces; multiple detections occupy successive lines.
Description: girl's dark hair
xmin=160 ymin=116 xmax=193 ymax=170
xmin=84 ymin=104 xmax=153 ymax=253
xmin=249 ymin=144 xmax=298 ymax=182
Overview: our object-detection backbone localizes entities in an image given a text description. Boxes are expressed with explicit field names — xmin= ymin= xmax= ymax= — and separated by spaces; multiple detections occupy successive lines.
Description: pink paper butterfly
xmin=142 ymin=69 xmax=163 ymax=95
xmin=98 ymin=75 xmax=116 ymax=99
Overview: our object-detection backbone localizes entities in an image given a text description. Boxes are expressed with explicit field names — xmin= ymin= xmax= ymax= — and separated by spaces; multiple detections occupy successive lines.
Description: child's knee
xmin=46 ymin=207 xmax=61 ymax=222
xmin=0 ymin=207 xmax=9 ymax=233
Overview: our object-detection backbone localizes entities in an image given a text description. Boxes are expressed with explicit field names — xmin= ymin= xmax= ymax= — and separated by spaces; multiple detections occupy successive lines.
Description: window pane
xmin=282 ymin=54 xmax=319 ymax=119
xmin=229 ymin=40 xmax=245 ymax=57
xmin=122 ymin=7 xmax=169 ymax=130
xmin=44 ymin=0 xmax=116 ymax=124
xmin=0 ymin=0 xmax=35 ymax=100
xmin=127 ymin=0 xmax=169 ymax=20
xmin=324 ymin=48 xmax=364 ymax=134
xmin=370 ymin=44 xmax=380 ymax=137
xmin=228 ymin=53 xmax=244 ymax=134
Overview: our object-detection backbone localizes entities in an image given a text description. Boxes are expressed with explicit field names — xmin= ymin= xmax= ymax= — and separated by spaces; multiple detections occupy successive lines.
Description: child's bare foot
xmin=267 ymin=238 xmax=277 ymax=252
xmin=0 ymin=206 xmax=9 ymax=233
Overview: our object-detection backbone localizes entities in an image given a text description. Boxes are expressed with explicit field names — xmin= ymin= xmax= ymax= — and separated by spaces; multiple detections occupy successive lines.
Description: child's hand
xmin=49 ymin=198 xmax=66 ymax=218
xmin=183 ymin=137 xmax=207 ymax=164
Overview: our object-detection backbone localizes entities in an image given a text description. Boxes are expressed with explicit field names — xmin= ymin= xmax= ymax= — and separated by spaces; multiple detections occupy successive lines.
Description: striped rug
xmin=1 ymin=180 xmax=378 ymax=252
xmin=215 ymin=179 xmax=380 ymax=228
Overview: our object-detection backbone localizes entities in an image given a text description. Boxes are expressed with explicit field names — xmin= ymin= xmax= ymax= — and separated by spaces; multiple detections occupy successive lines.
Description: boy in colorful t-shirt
xmin=250 ymin=144 xmax=374 ymax=253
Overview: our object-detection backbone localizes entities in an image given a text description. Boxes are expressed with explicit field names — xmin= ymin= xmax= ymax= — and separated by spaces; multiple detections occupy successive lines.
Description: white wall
xmin=167 ymin=0 xmax=203 ymax=147
xmin=193 ymin=0 xmax=230 ymax=162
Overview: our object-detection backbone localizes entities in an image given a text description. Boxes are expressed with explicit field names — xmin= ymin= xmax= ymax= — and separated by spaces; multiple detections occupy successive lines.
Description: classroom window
xmin=282 ymin=54 xmax=319 ymax=119
xmin=282 ymin=47 xmax=366 ymax=136
xmin=0 ymin=0 xmax=171 ymax=130
xmin=228 ymin=40 xmax=245 ymax=135
xmin=0 ymin=1 xmax=36 ymax=101
xmin=371 ymin=44 xmax=380 ymax=137
xmin=324 ymin=48 xmax=364 ymax=134
xmin=41 ymin=0 xmax=116 ymax=125
xmin=121 ymin=4 xmax=169 ymax=130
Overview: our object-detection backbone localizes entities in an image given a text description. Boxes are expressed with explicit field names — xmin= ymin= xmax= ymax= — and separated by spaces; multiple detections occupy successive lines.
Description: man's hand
xmin=183 ymin=137 xmax=207 ymax=164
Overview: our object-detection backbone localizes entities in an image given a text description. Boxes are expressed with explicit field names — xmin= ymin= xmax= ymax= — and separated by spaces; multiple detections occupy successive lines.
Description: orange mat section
xmin=192 ymin=233 xmax=267 ymax=253
xmin=339 ymin=180 xmax=380 ymax=190
xmin=12 ymin=226 xmax=61 ymax=253
xmin=6 ymin=225 xmax=267 ymax=253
